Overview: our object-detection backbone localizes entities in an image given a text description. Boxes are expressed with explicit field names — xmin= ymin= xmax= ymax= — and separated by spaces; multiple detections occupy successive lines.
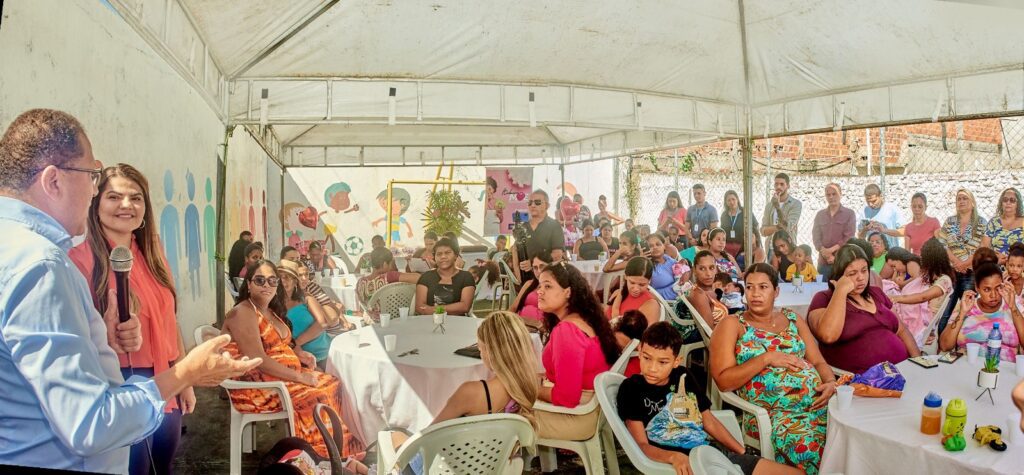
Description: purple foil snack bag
xmin=851 ymin=361 xmax=906 ymax=391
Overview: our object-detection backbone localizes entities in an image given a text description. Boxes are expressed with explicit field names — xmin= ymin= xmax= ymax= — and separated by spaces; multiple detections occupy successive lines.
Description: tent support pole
xmin=386 ymin=181 xmax=395 ymax=248
xmin=738 ymin=0 xmax=755 ymax=262
xmin=215 ymin=126 xmax=234 ymax=328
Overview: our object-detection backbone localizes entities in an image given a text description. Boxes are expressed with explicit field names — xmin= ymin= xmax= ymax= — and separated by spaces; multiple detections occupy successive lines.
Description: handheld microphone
xmin=109 ymin=246 xmax=133 ymax=323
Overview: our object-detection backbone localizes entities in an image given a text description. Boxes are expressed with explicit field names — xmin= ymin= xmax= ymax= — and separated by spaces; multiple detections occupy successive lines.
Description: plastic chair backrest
xmin=490 ymin=251 xmax=508 ymax=263
xmin=920 ymin=291 xmax=952 ymax=353
xmin=225 ymin=274 xmax=240 ymax=299
xmin=392 ymin=413 xmax=535 ymax=475
xmin=367 ymin=282 xmax=417 ymax=318
xmin=498 ymin=259 xmax=520 ymax=287
xmin=194 ymin=324 xmax=219 ymax=346
xmin=603 ymin=270 xmax=624 ymax=305
xmin=473 ymin=271 xmax=490 ymax=300
xmin=683 ymin=294 xmax=714 ymax=346
xmin=611 ymin=339 xmax=640 ymax=374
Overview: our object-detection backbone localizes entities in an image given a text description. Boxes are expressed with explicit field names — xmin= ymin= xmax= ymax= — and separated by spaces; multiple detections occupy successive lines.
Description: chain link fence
xmin=618 ymin=117 xmax=1024 ymax=260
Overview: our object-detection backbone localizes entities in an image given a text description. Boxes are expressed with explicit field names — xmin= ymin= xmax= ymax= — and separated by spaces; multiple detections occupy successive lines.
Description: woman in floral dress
xmin=710 ymin=263 xmax=837 ymax=474
xmin=221 ymin=260 xmax=363 ymax=458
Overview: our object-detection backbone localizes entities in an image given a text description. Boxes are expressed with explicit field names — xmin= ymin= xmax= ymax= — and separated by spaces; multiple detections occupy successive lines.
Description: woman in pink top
xmin=511 ymin=252 xmax=553 ymax=321
xmin=880 ymin=192 xmax=941 ymax=256
xmin=658 ymin=191 xmax=688 ymax=235
xmin=536 ymin=263 xmax=619 ymax=440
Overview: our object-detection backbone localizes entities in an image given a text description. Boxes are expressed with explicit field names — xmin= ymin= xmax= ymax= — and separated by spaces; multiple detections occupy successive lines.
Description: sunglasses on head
xmin=250 ymin=276 xmax=280 ymax=287
xmin=529 ymin=199 xmax=545 ymax=206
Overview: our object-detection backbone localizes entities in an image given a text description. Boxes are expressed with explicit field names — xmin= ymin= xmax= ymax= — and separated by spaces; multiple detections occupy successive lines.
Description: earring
xmin=139 ymin=219 xmax=146 ymax=229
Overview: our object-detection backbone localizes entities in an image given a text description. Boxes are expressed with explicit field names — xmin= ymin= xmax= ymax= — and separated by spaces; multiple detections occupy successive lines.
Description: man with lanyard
xmin=513 ymin=189 xmax=565 ymax=282
xmin=760 ymin=172 xmax=802 ymax=253
xmin=684 ymin=183 xmax=718 ymax=246
xmin=858 ymin=183 xmax=902 ymax=248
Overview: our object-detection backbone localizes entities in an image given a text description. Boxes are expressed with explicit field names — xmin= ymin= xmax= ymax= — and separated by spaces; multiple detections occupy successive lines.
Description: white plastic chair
xmin=367 ymin=282 xmax=417 ymax=320
xmin=194 ymin=324 xmax=296 ymax=475
xmin=594 ymin=372 xmax=744 ymax=475
xmin=376 ymin=413 xmax=536 ymax=475
xmin=650 ymin=287 xmax=705 ymax=366
xmin=602 ymin=270 xmax=624 ymax=305
xmin=225 ymin=273 xmax=239 ymax=300
xmin=920 ymin=292 xmax=952 ymax=354
xmin=532 ymin=339 xmax=639 ymax=475
xmin=712 ymin=380 xmax=775 ymax=461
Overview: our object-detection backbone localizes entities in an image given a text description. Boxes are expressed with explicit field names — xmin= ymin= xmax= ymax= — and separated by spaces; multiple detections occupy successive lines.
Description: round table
xmin=568 ymin=259 xmax=608 ymax=290
xmin=774 ymin=282 xmax=827 ymax=317
xmin=325 ymin=315 xmax=543 ymax=445
xmin=323 ymin=275 xmax=360 ymax=311
xmin=820 ymin=357 xmax=1024 ymax=475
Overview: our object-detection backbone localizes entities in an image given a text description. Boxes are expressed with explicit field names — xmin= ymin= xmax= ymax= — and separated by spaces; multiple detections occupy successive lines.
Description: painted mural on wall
xmin=484 ymin=167 xmax=533 ymax=236
xmin=154 ymin=168 xmax=221 ymax=301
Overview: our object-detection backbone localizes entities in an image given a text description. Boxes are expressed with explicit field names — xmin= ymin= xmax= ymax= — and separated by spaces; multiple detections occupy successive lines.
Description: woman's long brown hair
xmin=85 ymin=164 xmax=176 ymax=314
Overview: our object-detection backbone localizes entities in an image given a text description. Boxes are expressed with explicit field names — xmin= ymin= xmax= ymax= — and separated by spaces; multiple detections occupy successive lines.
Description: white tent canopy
xmin=110 ymin=0 xmax=1024 ymax=166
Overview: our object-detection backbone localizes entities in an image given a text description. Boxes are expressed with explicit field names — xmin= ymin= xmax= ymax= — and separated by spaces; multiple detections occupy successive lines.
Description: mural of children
xmin=320 ymin=182 xmax=360 ymax=251
xmin=247 ymin=187 xmax=256 ymax=237
xmin=282 ymin=202 xmax=315 ymax=253
xmin=184 ymin=170 xmax=202 ymax=300
xmin=204 ymin=177 xmax=217 ymax=289
xmin=372 ymin=187 xmax=414 ymax=244
xmin=160 ymin=170 xmax=182 ymax=285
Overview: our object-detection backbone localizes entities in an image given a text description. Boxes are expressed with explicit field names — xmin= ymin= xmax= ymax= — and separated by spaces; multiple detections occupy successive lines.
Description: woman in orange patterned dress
xmin=221 ymin=259 xmax=362 ymax=458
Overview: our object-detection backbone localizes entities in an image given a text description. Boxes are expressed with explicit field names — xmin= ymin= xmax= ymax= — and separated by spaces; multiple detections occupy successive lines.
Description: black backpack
xmin=257 ymin=404 xmax=354 ymax=474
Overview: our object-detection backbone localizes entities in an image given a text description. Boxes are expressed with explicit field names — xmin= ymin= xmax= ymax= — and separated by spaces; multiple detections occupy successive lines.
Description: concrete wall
xmin=0 ymin=0 xmax=242 ymax=339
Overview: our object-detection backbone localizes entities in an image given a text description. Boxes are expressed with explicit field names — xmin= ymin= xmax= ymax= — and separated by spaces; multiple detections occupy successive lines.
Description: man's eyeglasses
xmin=250 ymin=276 xmax=280 ymax=287
xmin=529 ymin=199 xmax=545 ymax=206
xmin=59 ymin=165 xmax=103 ymax=186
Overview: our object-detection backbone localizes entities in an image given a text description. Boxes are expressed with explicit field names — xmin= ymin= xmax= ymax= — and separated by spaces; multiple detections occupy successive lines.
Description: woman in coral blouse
xmin=535 ymin=263 xmax=620 ymax=440
xmin=607 ymin=256 xmax=660 ymax=326
xmin=69 ymin=164 xmax=191 ymax=475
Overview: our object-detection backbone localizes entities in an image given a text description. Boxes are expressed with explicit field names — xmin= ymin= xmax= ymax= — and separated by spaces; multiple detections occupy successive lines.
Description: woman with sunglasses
xmin=512 ymin=251 xmax=554 ymax=321
xmin=981 ymin=187 xmax=1024 ymax=264
xmin=221 ymin=260 xmax=362 ymax=459
xmin=68 ymin=164 xmax=191 ymax=475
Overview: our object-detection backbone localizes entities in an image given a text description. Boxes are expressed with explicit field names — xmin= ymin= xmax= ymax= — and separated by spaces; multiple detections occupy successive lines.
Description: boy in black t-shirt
xmin=616 ymin=322 xmax=798 ymax=475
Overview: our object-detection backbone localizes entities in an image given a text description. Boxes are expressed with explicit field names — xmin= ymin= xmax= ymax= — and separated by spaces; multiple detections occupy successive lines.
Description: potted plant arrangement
xmin=433 ymin=305 xmax=447 ymax=334
xmin=422 ymin=189 xmax=470 ymax=237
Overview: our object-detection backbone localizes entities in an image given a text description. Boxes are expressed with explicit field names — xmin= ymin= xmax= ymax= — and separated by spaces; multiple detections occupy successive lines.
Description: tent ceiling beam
xmin=227 ymin=0 xmax=341 ymax=80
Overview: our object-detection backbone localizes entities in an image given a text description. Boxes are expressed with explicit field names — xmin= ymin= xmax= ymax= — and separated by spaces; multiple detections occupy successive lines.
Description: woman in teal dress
xmin=710 ymin=263 xmax=837 ymax=474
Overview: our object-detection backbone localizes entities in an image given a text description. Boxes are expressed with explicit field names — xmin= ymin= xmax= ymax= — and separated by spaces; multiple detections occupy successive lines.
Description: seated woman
xmin=679 ymin=227 xmax=711 ymax=267
xmin=468 ymin=261 xmax=502 ymax=301
xmin=598 ymin=221 xmax=619 ymax=252
xmin=535 ymin=263 xmax=619 ymax=440
xmin=939 ymin=261 xmax=1023 ymax=362
xmin=710 ymin=263 xmax=836 ymax=475
xmin=511 ymin=252 xmax=554 ymax=322
xmin=867 ymin=231 xmax=890 ymax=278
xmin=845 ymin=237 xmax=884 ymax=288
xmin=573 ymin=219 xmax=609 ymax=260
xmin=881 ymin=247 xmax=921 ymax=291
xmin=306 ymin=240 xmax=337 ymax=274
xmin=414 ymin=238 xmax=475 ymax=316
xmin=356 ymin=247 xmax=421 ymax=310
xmin=769 ymin=230 xmax=795 ymax=279
xmin=239 ymin=242 xmax=264 ymax=279
xmin=278 ymin=260 xmax=332 ymax=368
xmin=283 ymin=246 xmax=350 ymax=331
xmin=1005 ymin=243 xmax=1024 ymax=306
xmin=686 ymin=250 xmax=730 ymax=330
xmin=603 ymin=230 xmax=642 ymax=272
xmin=221 ymin=260 xmax=361 ymax=458
xmin=807 ymin=245 xmax=920 ymax=374
xmin=607 ymin=257 xmax=661 ymax=326
xmin=887 ymin=239 xmax=954 ymax=348
xmin=365 ymin=311 xmax=540 ymax=474
xmin=707 ymin=228 xmax=741 ymax=281
xmin=647 ymin=233 xmax=680 ymax=301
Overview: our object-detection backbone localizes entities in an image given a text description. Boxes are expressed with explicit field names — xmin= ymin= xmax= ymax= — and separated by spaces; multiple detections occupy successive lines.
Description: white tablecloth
xmin=774 ymin=282 xmax=828 ymax=317
xmin=820 ymin=358 xmax=1024 ymax=475
xmin=323 ymin=278 xmax=360 ymax=311
xmin=325 ymin=315 xmax=543 ymax=445
xmin=569 ymin=259 xmax=608 ymax=290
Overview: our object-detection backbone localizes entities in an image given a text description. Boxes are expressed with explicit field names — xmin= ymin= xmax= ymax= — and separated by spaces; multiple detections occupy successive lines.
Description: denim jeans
xmin=121 ymin=367 xmax=182 ymax=475
xmin=817 ymin=263 xmax=833 ymax=283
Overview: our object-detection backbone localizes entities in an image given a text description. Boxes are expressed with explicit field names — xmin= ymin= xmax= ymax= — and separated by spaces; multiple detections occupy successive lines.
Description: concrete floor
xmin=172 ymin=387 xmax=644 ymax=474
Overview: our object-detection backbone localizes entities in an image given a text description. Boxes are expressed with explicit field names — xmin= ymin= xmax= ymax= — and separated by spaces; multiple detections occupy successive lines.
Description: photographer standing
xmin=511 ymin=190 xmax=564 ymax=283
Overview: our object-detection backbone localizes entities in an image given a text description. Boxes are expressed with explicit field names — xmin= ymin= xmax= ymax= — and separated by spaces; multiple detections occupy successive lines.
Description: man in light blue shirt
xmin=859 ymin=183 xmax=902 ymax=248
xmin=0 ymin=109 xmax=260 ymax=473
xmin=684 ymin=183 xmax=719 ymax=246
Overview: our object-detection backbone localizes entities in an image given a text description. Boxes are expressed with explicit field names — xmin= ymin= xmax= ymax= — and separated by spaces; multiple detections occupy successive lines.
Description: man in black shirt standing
xmin=512 ymin=189 xmax=565 ymax=281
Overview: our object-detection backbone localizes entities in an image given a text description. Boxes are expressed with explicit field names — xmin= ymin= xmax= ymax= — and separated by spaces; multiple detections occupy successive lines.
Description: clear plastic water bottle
xmin=984 ymin=322 xmax=1002 ymax=372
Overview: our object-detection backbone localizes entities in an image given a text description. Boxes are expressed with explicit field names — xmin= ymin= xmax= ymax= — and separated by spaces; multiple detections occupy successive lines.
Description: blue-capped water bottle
xmin=984 ymin=322 xmax=1002 ymax=372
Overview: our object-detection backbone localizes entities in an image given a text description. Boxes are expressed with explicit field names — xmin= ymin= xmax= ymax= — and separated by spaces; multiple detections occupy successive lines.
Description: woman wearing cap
xmin=279 ymin=260 xmax=332 ymax=368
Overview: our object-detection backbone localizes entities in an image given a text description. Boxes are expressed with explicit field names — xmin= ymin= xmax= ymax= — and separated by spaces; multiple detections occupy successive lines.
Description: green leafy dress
xmin=735 ymin=309 xmax=827 ymax=474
